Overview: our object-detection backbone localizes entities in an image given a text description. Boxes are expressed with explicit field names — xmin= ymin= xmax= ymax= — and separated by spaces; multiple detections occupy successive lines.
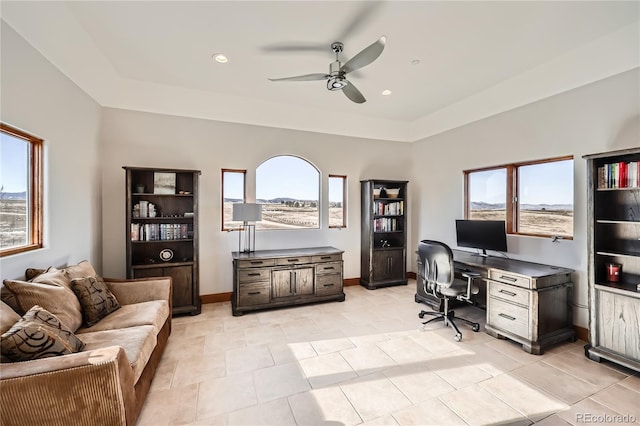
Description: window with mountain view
xmin=256 ymin=155 xmax=319 ymax=230
xmin=465 ymin=156 xmax=573 ymax=238
xmin=222 ymin=169 xmax=246 ymax=231
xmin=328 ymin=175 xmax=347 ymax=228
xmin=1 ymin=123 xmax=43 ymax=256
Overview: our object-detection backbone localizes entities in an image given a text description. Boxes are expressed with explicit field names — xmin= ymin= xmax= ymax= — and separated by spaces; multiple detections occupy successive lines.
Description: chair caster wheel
xmin=472 ymin=323 xmax=480 ymax=332
xmin=418 ymin=311 xmax=426 ymax=319
xmin=454 ymin=334 xmax=462 ymax=342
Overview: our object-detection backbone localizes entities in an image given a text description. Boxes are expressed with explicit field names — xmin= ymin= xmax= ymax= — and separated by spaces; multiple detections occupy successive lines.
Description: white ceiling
xmin=2 ymin=1 xmax=639 ymax=142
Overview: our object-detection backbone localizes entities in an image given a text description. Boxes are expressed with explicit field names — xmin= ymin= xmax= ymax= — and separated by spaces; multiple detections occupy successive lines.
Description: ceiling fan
xmin=268 ymin=36 xmax=386 ymax=104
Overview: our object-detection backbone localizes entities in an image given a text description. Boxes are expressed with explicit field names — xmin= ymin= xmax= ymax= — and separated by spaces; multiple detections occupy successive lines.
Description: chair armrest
xmin=104 ymin=277 xmax=172 ymax=308
xmin=0 ymin=346 xmax=135 ymax=425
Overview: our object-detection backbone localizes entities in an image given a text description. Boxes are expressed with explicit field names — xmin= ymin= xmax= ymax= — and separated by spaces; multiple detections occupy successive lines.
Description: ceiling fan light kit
xmin=268 ymin=36 xmax=386 ymax=104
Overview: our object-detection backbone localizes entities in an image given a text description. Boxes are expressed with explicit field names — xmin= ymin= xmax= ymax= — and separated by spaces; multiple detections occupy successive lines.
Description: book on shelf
xmin=597 ymin=161 xmax=640 ymax=189
xmin=373 ymin=200 xmax=404 ymax=216
xmin=373 ymin=217 xmax=400 ymax=232
xmin=131 ymin=223 xmax=191 ymax=241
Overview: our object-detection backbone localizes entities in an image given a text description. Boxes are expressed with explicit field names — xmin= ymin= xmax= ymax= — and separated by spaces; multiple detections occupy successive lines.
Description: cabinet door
xmin=165 ymin=266 xmax=193 ymax=308
xmin=294 ymin=268 xmax=314 ymax=296
xmin=372 ymin=250 xmax=404 ymax=281
xmin=272 ymin=270 xmax=293 ymax=298
xmin=133 ymin=268 xmax=163 ymax=279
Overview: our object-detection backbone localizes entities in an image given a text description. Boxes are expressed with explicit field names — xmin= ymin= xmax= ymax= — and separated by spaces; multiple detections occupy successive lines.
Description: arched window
xmin=256 ymin=155 xmax=319 ymax=230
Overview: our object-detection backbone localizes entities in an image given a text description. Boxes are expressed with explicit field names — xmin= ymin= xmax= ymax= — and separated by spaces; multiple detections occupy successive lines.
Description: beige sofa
xmin=0 ymin=267 xmax=172 ymax=426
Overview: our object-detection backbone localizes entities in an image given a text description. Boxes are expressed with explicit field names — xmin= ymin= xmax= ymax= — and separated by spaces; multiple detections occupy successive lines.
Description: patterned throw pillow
xmin=70 ymin=276 xmax=121 ymax=327
xmin=1 ymin=305 xmax=84 ymax=362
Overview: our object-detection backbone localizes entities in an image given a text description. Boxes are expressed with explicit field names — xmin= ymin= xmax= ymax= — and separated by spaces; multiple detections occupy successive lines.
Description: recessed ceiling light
xmin=411 ymin=59 xmax=421 ymax=65
xmin=382 ymin=90 xmax=392 ymax=96
xmin=212 ymin=53 xmax=228 ymax=63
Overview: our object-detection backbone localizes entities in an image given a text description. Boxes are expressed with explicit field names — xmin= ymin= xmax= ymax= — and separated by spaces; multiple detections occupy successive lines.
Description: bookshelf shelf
xmin=584 ymin=147 xmax=640 ymax=372
xmin=124 ymin=166 xmax=201 ymax=316
xmin=361 ymin=180 xmax=408 ymax=289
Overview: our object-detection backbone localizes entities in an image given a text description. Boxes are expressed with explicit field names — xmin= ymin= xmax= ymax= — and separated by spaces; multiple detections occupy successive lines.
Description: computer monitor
xmin=455 ymin=219 xmax=507 ymax=256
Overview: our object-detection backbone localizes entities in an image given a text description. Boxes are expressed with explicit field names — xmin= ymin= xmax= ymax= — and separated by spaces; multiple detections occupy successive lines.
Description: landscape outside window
xmin=222 ymin=169 xmax=246 ymax=230
xmin=466 ymin=157 xmax=573 ymax=238
xmin=1 ymin=124 xmax=42 ymax=255
xmin=328 ymin=175 xmax=346 ymax=228
xmin=256 ymin=155 xmax=319 ymax=230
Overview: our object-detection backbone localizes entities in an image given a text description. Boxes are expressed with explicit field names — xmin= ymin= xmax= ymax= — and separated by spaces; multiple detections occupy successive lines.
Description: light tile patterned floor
xmin=138 ymin=282 xmax=640 ymax=426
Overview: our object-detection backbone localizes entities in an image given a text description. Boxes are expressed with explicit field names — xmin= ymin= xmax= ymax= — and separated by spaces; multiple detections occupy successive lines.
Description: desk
xmin=416 ymin=249 xmax=575 ymax=354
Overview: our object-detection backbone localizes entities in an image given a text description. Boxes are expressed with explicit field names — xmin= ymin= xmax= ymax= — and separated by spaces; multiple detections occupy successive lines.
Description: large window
xmin=1 ymin=123 xmax=43 ymax=256
xmin=221 ymin=169 xmax=246 ymax=231
xmin=328 ymin=175 xmax=347 ymax=228
xmin=464 ymin=156 xmax=573 ymax=238
xmin=256 ymin=155 xmax=319 ymax=230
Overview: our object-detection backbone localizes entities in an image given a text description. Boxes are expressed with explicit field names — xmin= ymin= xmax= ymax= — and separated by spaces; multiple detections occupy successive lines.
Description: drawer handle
xmin=320 ymin=256 xmax=332 ymax=260
xmin=499 ymin=275 xmax=518 ymax=282
xmin=323 ymin=267 xmax=335 ymax=270
xmin=247 ymin=291 xmax=261 ymax=295
xmin=323 ymin=284 xmax=334 ymax=288
xmin=250 ymin=261 xmax=263 ymax=265
xmin=499 ymin=289 xmax=517 ymax=297
xmin=247 ymin=273 xmax=261 ymax=276
xmin=287 ymin=258 xmax=299 ymax=262
xmin=499 ymin=313 xmax=516 ymax=321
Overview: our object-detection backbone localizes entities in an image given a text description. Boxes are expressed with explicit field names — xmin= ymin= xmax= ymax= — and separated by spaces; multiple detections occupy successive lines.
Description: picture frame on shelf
xmin=154 ymin=172 xmax=176 ymax=194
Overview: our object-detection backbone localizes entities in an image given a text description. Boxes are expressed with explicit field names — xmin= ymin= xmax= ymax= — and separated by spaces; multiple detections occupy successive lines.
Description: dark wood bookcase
xmin=124 ymin=166 xmax=201 ymax=316
xmin=360 ymin=180 xmax=408 ymax=289
xmin=583 ymin=147 xmax=639 ymax=371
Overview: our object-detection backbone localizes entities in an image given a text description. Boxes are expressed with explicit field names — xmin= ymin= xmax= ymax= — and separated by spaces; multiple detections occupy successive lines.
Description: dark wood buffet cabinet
xmin=232 ymin=247 xmax=345 ymax=316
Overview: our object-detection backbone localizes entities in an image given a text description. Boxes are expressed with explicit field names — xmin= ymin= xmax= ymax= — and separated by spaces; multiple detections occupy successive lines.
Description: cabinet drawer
xmin=237 ymin=259 xmax=276 ymax=269
xmin=311 ymin=254 xmax=342 ymax=263
xmin=489 ymin=281 xmax=531 ymax=307
xmin=316 ymin=262 xmax=342 ymax=275
xmin=276 ymin=256 xmax=311 ymax=266
xmin=488 ymin=297 xmax=530 ymax=339
xmin=239 ymin=282 xmax=270 ymax=306
xmin=316 ymin=274 xmax=342 ymax=296
xmin=238 ymin=269 xmax=270 ymax=283
xmin=489 ymin=270 xmax=531 ymax=289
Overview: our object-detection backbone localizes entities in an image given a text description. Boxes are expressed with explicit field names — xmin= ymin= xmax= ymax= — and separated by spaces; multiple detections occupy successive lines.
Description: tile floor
xmin=138 ymin=282 xmax=640 ymax=426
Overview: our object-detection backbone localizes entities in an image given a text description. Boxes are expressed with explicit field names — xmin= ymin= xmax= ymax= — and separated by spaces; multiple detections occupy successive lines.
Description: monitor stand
xmin=472 ymin=249 xmax=489 ymax=257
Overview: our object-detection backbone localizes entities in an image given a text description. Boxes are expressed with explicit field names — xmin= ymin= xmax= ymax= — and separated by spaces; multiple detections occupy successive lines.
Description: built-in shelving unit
xmin=583 ymin=147 xmax=639 ymax=372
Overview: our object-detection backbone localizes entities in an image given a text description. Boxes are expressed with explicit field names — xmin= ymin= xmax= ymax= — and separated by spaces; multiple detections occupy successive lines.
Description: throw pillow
xmin=70 ymin=276 xmax=121 ymax=327
xmin=31 ymin=267 xmax=72 ymax=289
xmin=2 ymin=279 xmax=84 ymax=332
xmin=25 ymin=268 xmax=46 ymax=281
xmin=63 ymin=261 xmax=97 ymax=282
xmin=1 ymin=305 xmax=84 ymax=362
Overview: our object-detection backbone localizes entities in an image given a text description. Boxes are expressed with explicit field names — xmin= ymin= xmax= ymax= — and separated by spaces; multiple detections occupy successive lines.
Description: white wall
xmin=0 ymin=22 xmax=102 ymax=279
xmin=410 ymin=69 xmax=640 ymax=328
xmin=99 ymin=108 xmax=412 ymax=295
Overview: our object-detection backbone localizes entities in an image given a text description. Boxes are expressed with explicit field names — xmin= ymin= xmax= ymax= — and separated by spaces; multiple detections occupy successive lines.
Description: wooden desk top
xmin=452 ymin=249 xmax=574 ymax=278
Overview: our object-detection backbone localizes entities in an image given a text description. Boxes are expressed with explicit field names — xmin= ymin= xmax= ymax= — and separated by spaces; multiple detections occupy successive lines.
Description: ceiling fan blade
xmin=269 ymin=73 xmax=328 ymax=82
xmin=340 ymin=36 xmax=386 ymax=74
xmin=342 ymin=81 xmax=366 ymax=104
xmin=336 ymin=1 xmax=385 ymax=41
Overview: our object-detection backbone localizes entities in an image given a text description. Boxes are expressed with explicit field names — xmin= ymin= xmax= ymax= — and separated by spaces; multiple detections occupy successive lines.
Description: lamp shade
xmin=232 ymin=203 xmax=262 ymax=222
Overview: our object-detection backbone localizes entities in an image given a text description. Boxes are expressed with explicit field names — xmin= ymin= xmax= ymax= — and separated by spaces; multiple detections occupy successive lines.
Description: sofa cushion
xmin=24 ymin=268 xmax=46 ymax=281
xmin=79 ymin=325 xmax=157 ymax=383
xmin=76 ymin=300 xmax=169 ymax=334
xmin=2 ymin=279 xmax=83 ymax=332
xmin=1 ymin=305 xmax=84 ymax=362
xmin=71 ymin=276 xmax=121 ymax=327
xmin=30 ymin=267 xmax=70 ymax=288
xmin=0 ymin=301 xmax=20 ymax=335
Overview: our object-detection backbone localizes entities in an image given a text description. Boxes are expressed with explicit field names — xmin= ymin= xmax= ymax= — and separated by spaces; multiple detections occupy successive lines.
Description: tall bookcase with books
xmin=583 ymin=148 xmax=639 ymax=372
xmin=360 ymin=180 xmax=408 ymax=289
xmin=124 ymin=166 xmax=201 ymax=316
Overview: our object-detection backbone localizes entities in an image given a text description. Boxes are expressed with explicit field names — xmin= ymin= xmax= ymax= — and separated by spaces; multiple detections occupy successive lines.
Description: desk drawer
xmin=489 ymin=270 xmax=531 ymax=289
xmin=239 ymin=282 xmax=270 ymax=306
xmin=276 ymin=256 xmax=311 ymax=266
xmin=488 ymin=297 xmax=529 ymax=339
xmin=237 ymin=259 xmax=276 ymax=269
xmin=489 ymin=281 xmax=531 ymax=307
xmin=316 ymin=262 xmax=342 ymax=275
xmin=239 ymin=269 xmax=270 ymax=283
xmin=311 ymin=254 xmax=342 ymax=263
xmin=316 ymin=274 xmax=342 ymax=296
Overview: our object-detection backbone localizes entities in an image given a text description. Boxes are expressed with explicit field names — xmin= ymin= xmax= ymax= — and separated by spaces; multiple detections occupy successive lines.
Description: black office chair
xmin=417 ymin=240 xmax=481 ymax=341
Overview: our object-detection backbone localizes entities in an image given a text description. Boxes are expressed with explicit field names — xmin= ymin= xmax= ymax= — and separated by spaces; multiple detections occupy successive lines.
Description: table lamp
xmin=232 ymin=203 xmax=262 ymax=253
